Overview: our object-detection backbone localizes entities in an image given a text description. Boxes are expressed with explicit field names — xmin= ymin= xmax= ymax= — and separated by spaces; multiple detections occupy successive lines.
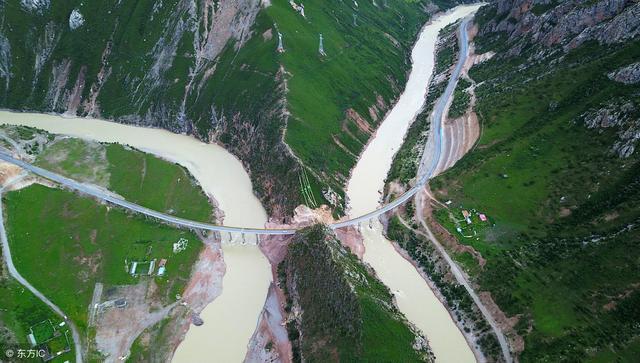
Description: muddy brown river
xmin=345 ymin=5 xmax=482 ymax=362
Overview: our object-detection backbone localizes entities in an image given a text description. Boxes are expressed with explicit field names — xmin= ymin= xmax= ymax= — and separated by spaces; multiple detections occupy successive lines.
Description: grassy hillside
xmin=189 ymin=0 xmax=446 ymax=214
xmin=104 ymin=144 xmax=212 ymax=222
xmin=280 ymin=225 xmax=432 ymax=362
xmin=267 ymin=1 xmax=431 ymax=181
xmin=427 ymin=4 xmax=640 ymax=361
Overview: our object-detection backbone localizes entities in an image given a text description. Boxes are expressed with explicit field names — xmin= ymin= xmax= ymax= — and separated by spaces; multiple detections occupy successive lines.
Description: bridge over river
xmin=0 ymin=150 xmax=427 ymax=235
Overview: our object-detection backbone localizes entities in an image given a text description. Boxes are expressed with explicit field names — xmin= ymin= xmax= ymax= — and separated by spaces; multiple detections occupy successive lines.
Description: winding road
xmin=0 ymin=12 xmax=512 ymax=363
xmin=0 ymin=176 xmax=84 ymax=363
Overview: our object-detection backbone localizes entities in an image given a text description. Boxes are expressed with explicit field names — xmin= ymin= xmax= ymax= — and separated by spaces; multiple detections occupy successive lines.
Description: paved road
xmin=415 ymin=17 xmax=514 ymax=363
xmin=416 ymin=189 xmax=513 ymax=363
xmin=0 ymin=178 xmax=84 ymax=363
xmin=0 ymin=150 xmax=431 ymax=235
xmin=418 ymin=16 xmax=472 ymax=183
xmin=0 ymin=152 xmax=299 ymax=235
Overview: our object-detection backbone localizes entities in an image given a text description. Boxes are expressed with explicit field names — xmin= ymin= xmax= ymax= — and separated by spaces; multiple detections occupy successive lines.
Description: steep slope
xmin=279 ymin=224 xmax=433 ymax=362
xmin=0 ymin=0 xmax=469 ymax=218
xmin=423 ymin=0 xmax=640 ymax=361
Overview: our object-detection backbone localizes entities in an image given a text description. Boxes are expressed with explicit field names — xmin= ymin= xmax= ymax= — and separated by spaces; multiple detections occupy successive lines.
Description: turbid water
xmin=0 ymin=110 xmax=271 ymax=362
xmin=345 ymin=5 xmax=482 ymax=363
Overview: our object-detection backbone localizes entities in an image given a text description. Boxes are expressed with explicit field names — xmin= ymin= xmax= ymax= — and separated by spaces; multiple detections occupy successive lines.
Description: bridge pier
xmin=0 ymin=153 xmax=425 ymax=237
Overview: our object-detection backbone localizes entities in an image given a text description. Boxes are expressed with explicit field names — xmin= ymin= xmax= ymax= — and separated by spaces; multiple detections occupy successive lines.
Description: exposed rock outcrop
xmin=568 ymin=1 xmax=640 ymax=49
xmin=0 ymin=33 xmax=10 ymax=90
xmin=68 ymin=9 xmax=84 ymax=30
xmin=32 ymin=22 xmax=60 ymax=89
xmin=478 ymin=0 xmax=640 ymax=159
xmin=608 ymin=62 xmax=640 ymax=84
xmin=581 ymin=101 xmax=640 ymax=158
xmin=20 ymin=0 xmax=50 ymax=13
xmin=480 ymin=0 xmax=640 ymax=56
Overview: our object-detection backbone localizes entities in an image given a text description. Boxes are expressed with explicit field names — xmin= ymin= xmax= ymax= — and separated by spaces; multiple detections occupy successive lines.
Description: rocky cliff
xmin=479 ymin=0 xmax=640 ymax=54
xmin=474 ymin=0 xmax=640 ymax=159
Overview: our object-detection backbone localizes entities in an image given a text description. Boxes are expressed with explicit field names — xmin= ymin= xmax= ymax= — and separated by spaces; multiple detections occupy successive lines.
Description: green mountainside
xmin=383 ymin=0 xmax=640 ymax=361
xmin=0 ymin=0 xmax=468 ymax=217
xmin=279 ymin=225 xmax=433 ymax=362
xmin=422 ymin=0 xmax=640 ymax=361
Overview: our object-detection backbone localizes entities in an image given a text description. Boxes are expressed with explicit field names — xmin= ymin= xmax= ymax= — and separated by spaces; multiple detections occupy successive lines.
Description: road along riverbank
xmin=345 ymin=4 xmax=483 ymax=363
xmin=0 ymin=111 xmax=271 ymax=362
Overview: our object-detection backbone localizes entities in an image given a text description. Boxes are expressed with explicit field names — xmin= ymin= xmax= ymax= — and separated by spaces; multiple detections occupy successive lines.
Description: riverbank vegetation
xmin=435 ymin=22 xmax=460 ymax=74
xmin=430 ymin=3 xmax=640 ymax=360
xmin=126 ymin=317 xmax=177 ymax=362
xmin=448 ymin=78 xmax=471 ymax=119
xmin=280 ymin=225 xmax=433 ymax=362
